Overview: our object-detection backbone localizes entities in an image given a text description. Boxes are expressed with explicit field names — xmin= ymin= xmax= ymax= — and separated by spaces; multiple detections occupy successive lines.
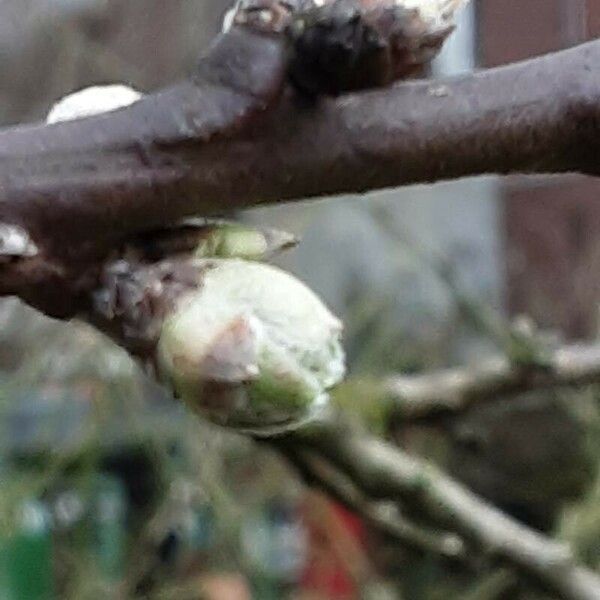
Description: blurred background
xmin=1 ymin=0 xmax=600 ymax=598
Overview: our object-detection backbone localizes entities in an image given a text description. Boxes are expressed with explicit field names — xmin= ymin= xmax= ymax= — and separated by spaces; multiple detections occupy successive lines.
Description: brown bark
xmin=1 ymin=38 xmax=600 ymax=315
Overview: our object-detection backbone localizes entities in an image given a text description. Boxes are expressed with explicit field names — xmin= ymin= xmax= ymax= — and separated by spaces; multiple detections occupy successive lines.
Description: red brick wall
xmin=588 ymin=1 xmax=600 ymax=37
xmin=479 ymin=0 xmax=576 ymax=67
xmin=481 ymin=0 xmax=600 ymax=337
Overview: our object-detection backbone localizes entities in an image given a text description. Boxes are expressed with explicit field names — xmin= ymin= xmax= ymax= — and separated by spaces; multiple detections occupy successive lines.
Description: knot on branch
xmin=225 ymin=0 xmax=469 ymax=95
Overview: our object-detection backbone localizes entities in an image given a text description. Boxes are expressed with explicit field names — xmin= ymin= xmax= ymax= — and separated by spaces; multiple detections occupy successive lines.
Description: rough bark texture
xmin=1 ymin=38 xmax=600 ymax=316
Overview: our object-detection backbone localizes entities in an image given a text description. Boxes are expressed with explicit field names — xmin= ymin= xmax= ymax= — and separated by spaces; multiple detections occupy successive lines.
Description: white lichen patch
xmin=157 ymin=259 xmax=345 ymax=434
xmin=46 ymin=84 xmax=142 ymax=124
xmin=0 ymin=224 xmax=38 ymax=258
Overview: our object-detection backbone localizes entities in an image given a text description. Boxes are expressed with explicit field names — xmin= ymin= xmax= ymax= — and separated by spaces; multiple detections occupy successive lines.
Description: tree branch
xmin=287 ymin=420 xmax=600 ymax=600
xmin=278 ymin=444 xmax=467 ymax=559
xmin=2 ymin=38 xmax=600 ymax=312
xmin=380 ymin=342 xmax=600 ymax=421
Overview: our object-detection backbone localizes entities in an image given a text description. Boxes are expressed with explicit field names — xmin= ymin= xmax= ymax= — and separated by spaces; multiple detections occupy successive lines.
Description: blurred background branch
xmin=378 ymin=342 xmax=600 ymax=421
xmin=283 ymin=419 xmax=600 ymax=600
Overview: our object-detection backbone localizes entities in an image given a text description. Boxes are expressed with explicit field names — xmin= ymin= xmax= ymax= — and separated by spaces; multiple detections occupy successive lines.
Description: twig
xmin=289 ymin=421 xmax=600 ymax=600
xmin=382 ymin=342 xmax=600 ymax=421
xmin=278 ymin=443 xmax=466 ymax=558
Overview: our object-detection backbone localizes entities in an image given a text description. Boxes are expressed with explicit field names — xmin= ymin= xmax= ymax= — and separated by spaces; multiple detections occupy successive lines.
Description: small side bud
xmin=193 ymin=222 xmax=298 ymax=260
xmin=124 ymin=220 xmax=298 ymax=263
xmin=286 ymin=0 xmax=470 ymax=94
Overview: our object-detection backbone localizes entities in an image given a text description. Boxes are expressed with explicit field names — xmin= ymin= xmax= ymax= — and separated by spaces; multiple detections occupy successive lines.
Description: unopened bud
xmin=157 ymin=259 xmax=345 ymax=435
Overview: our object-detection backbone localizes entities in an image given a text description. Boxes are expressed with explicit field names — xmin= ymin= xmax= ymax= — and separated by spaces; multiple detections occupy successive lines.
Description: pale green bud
xmin=157 ymin=259 xmax=345 ymax=435
xmin=193 ymin=221 xmax=297 ymax=261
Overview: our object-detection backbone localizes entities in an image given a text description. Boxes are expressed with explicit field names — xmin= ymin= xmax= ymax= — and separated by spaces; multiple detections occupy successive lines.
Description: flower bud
xmin=157 ymin=259 xmax=345 ymax=434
